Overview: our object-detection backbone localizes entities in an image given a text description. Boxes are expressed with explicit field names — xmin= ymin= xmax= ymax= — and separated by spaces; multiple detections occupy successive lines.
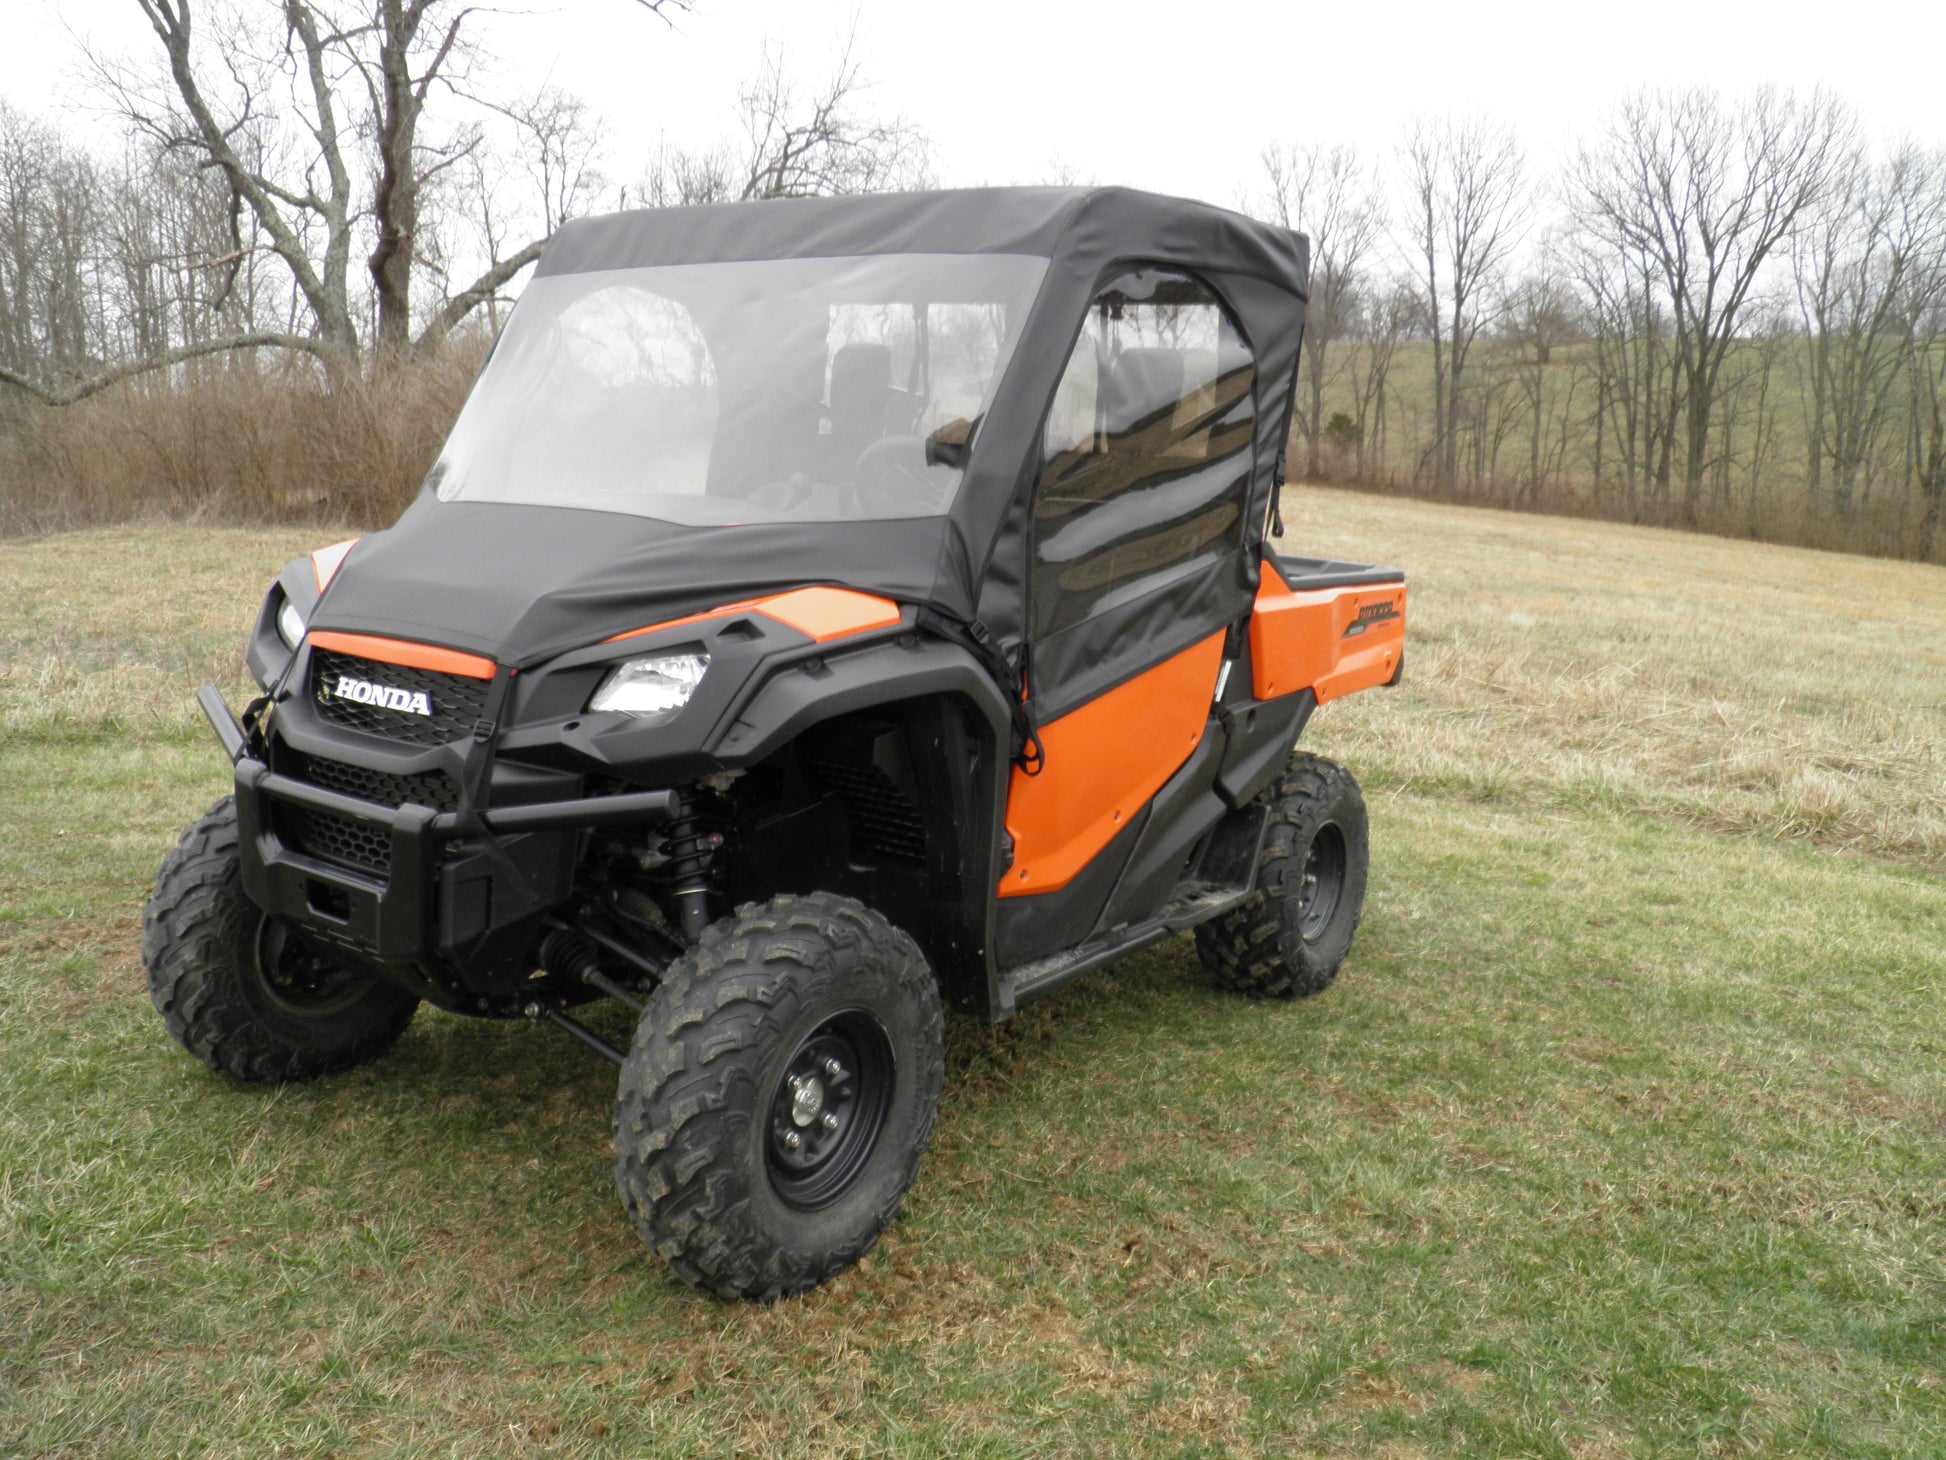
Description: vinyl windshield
xmin=430 ymin=253 xmax=1048 ymax=527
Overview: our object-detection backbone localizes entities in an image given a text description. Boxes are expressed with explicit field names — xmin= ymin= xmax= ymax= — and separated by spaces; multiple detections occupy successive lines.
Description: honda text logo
xmin=329 ymin=675 xmax=432 ymax=716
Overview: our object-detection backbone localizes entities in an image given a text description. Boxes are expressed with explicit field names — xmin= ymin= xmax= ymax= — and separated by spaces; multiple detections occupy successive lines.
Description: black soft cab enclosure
xmin=148 ymin=186 xmax=1407 ymax=1301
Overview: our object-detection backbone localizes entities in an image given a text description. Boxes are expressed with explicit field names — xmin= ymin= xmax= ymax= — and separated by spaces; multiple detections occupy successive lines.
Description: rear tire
xmin=142 ymin=797 xmax=419 ymax=1083
xmin=614 ymin=892 xmax=945 ymax=1302
xmin=1195 ymin=752 xmax=1369 ymax=999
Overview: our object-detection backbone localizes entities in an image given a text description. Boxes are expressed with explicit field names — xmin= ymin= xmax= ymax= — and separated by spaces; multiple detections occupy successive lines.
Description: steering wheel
xmin=741 ymin=473 xmax=817 ymax=513
xmin=841 ymin=437 xmax=949 ymax=517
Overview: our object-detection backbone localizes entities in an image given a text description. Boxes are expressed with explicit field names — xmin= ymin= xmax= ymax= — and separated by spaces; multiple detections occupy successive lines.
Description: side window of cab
xmin=1029 ymin=270 xmax=1256 ymax=639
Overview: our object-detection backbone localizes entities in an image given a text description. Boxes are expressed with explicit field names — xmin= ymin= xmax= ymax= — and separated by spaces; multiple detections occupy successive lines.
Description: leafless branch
xmin=0 ymin=331 xmax=325 ymax=406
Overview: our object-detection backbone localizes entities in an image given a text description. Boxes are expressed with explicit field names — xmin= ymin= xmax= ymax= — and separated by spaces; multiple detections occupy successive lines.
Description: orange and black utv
xmin=145 ymin=187 xmax=1406 ymax=1300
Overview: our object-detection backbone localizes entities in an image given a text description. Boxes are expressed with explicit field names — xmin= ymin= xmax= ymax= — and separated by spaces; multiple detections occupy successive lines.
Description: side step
xmin=994 ymin=803 xmax=1268 ymax=1017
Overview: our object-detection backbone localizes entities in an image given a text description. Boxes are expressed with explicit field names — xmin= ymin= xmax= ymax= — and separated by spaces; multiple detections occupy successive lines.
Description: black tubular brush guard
xmin=198 ymin=686 xmax=679 ymax=961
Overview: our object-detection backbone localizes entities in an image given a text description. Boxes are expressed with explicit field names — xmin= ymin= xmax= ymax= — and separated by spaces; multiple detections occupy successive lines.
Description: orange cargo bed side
xmin=1249 ymin=566 xmax=1405 ymax=705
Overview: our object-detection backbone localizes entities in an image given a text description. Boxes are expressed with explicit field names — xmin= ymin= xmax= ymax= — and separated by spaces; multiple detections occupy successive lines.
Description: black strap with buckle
xmin=452 ymin=667 xmax=539 ymax=912
xmin=914 ymin=606 xmax=1044 ymax=776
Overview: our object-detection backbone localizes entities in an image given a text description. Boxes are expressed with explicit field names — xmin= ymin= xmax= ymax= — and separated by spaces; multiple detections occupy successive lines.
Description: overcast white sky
xmin=7 ymin=0 xmax=1941 ymax=212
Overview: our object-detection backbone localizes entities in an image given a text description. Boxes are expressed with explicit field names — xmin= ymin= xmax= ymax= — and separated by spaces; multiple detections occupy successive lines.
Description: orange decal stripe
xmin=999 ymin=631 xmax=1225 ymax=898
xmin=311 ymin=537 xmax=360 ymax=593
xmin=606 ymin=587 xmax=903 ymax=647
xmin=307 ymin=630 xmax=495 ymax=680
xmin=754 ymin=586 xmax=905 ymax=642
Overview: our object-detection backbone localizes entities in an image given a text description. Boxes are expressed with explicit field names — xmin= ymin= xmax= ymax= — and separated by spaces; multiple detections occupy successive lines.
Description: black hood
xmin=310 ymin=496 xmax=965 ymax=668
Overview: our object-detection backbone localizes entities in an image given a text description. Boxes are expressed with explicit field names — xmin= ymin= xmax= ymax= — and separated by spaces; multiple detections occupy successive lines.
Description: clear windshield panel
xmin=431 ymin=253 xmax=1048 ymax=526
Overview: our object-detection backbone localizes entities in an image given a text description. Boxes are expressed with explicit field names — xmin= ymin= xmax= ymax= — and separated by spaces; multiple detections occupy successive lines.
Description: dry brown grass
xmin=0 ymin=526 xmax=317 ymax=738
xmin=1279 ymin=485 xmax=1946 ymax=870
xmin=0 ymin=340 xmax=484 ymax=537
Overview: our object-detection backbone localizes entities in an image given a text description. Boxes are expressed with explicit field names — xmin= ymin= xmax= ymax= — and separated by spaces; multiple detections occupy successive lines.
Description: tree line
xmin=1261 ymin=95 xmax=1946 ymax=560
xmin=0 ymin=2 xmax=1941 ymax=561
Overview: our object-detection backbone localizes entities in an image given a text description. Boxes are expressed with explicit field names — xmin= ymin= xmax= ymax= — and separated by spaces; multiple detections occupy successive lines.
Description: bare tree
xmin=361 ymin=0 xmax=499 ymax=353
xmin=733 ymin=41 xmax=929 ymax=200
xmin=1795 ymin=142 xmax=1946 ymax=514
xmin=1892 ymin=150 xmax=1946 ymax=558
xmin=1504 ymin=252 xmax=1584 ymax=503
xmin=1401 ymin=115 xmax=1525 ymax=495
xmin=636 ymin=40 xmax=930 ymax=209
xmin=417 ymin=85 xmax=609 ymax=350
xmin=0 ymin=104 xmax=99 ymax=384
xmin=1346 ymin=276 xmax=1418 ymax=482
xmin=90 ymin=1 xmax=366 ymax=368
xmin=0 ymin=101 xmax=285 ymax=404
xmin=1574 ymin=86 xmax=1851 ymax=524
xmin=1912 ymin=312 xmax=1946 ymax=559
xmin=1734 ymin=310 xmax=1795 ymax=532
xmin=631 ymin=141 xmax=737 ymax=209
xmin=1 ymin=0 xmax=677 ymax=401
xmin=1258 ymin=141 xmax=1385 ymax=479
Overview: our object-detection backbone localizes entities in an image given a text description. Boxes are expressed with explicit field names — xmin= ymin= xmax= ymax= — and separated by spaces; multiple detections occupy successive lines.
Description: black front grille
xmin=290 ymin=807 xmax=393 ymax=875
xmin=299 ymin=755 xmax=461 ymax=812
xmin=310 ymin=647 xmax=490 ymax=746
xmin=281 ymin=753 xmax=461 ymax=875
xmin=809 ymin=755 xmax=928 ymax=864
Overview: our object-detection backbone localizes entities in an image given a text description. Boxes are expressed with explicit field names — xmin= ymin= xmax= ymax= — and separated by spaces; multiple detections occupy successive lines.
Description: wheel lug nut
xmin=821 ymin=1112 xmax=838 ymax=1130
xmin=824 ymin=1058 xmax=843 ymax=1079
xmin=782 ymin=1130 xmax=801 ymax=1150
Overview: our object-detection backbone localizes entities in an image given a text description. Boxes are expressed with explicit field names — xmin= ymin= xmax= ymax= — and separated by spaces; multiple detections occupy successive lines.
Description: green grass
xmin=3 ymin=500 xmax=1944 ymax=1456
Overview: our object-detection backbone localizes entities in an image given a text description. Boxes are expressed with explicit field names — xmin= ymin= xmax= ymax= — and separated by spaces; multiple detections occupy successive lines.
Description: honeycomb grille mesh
xmin=281 ymin=754 xmax=460 ymax=875
xmin=310 ymin=647 xmax=490 ymax=746
xmin=288 ymin=806 xmax=392 ymax=875
xmin=299 ymin=754 xmax=461 ymax=812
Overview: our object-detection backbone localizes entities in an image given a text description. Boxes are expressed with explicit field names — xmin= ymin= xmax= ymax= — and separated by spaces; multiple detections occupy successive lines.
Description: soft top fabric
xmin=315 ymin=187 xmax=1310 ymax=684
xmin=535 ymin=187 xmax=1305 ymax=289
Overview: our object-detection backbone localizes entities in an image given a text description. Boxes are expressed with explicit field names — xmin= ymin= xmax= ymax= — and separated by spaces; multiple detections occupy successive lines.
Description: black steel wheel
xmin=765 ymin=1010 xmax=896 ymax=1210
xmin=143 ymin=797 xmax=419 ymax=1082
xmin=252 ymin=916 xmax=379 ymax=1019
xmin=614 ymin=892 xmax=945 ymax=1302
xmin=1194 ymin=752 xmax=1369 ymax=999
xmin=1295 ymin=824 xmax=1348 ymax=942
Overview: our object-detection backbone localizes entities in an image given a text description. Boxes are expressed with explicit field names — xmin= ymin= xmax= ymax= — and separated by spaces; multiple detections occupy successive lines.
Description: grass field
xmin=2 ymin=490 xmax=1943 ymax=1457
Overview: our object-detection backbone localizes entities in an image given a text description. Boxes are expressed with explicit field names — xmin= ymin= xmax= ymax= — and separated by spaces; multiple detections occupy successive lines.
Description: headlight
xmin=276 ymin=597 xmax=307 ymax=651
xmin=588 ymin=652 xmax=709 ymax=720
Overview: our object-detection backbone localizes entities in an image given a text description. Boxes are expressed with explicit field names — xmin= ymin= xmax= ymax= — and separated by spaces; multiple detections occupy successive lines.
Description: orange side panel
xmin=1249 ymin=573 xmax=1405 ymax=704
xmin=307 ymin=630 xmax=496 ymax=680
xmin=311 ymin=537 xmax=360 ymax=593
xmin=606 ymin=586 xmax=902 ymax=647
xmin=999 ymin=631 xmax=1225 ymax=898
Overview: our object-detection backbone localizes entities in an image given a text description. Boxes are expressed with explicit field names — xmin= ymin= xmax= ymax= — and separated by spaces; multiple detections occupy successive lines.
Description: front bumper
xmin=203 ymin=689 xmax=678 ymax=965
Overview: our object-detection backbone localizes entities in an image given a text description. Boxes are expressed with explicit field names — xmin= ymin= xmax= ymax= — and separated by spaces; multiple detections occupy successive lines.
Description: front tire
xmin=614 ymin=892 xmax=946 ymax=1301
xmin=142 ymin=797 xmax=419 ymax=1083
xmin=1195 ymin=752 xmax=1369 ymax=998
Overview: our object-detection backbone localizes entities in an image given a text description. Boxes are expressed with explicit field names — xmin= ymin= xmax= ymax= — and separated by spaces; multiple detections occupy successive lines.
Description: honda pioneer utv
xmin=144 ymin=187 xmax=1406 ymax=1300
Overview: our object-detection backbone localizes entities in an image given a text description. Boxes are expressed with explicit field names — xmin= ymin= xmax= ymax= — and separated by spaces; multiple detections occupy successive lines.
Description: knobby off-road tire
xmin=143 ymin=797 xmax=419 ymax=1083
xmin=1195 ymin=752 xmax=1369 ymax=999
xmin=614 ymin=892 xmax=946 ymax=1302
